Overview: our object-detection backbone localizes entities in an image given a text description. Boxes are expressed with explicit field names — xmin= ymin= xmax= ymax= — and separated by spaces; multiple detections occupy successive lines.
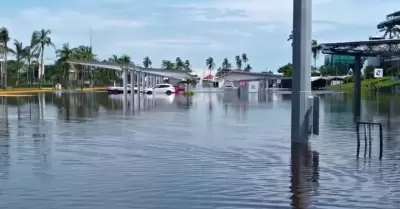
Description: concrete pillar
xmin=266 ymin=79 xmax=270 ymax=91
xmin=354 ymin=55 xmax=362 ymax=119
xmin=291 ymin=0 xmax=312 ymax=143
xmin=122 ymin=68 xmax=128 ymax=112
xmin=130 ymin=70 xmax=135 ymax=112
xmin=137 ymin=71 xmax=141 ymax=108
xmin=142 ymin=73 xmax=146 ymax=90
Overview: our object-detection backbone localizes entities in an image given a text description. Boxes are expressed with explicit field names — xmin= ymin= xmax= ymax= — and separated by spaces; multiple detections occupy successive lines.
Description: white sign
xmin=374 ymin=68 xmax=383 ymax=78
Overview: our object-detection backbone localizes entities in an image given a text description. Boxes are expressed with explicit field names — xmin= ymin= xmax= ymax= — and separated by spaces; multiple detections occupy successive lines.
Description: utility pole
xmin=291 ymin=0 xmax=312 ymax=142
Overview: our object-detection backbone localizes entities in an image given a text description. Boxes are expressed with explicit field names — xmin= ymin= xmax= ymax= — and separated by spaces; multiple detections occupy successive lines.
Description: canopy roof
xmin=67 ymin=60 xmax=192 ymax=80
xmin=216 ymin=70 xmax=283 ymax=82
xmin=317 ymin=39 xmax=400 ymax=56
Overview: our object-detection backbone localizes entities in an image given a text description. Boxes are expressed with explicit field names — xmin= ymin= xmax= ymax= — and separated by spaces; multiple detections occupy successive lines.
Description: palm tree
xmin=235 ymin=55 xmax=242 ymax=69
xmin=32 ymin=29 xmax=55 ymax=88
xmin=175 ymin=57 xmax=184 ymax=71
xmin=184 ymin=60 xmax=191 ymax=72
xmin=118 ymin=54 xmax=131 ymax=65
xmin=0 ymin=27 xmax=11 ymax=88
xmin=56 ymin=43 xmax=74 ymax=86
xmin=109 ymin=54 xmax=119 ymax=63
xmin=162 ymin=60 xmax=174 ymax=69
xmin=205 ymin=57 xmax=215 ymax=75
xmin=311 ymin=40 xmax=323 ymax=69
xmin=244 ymin=64 xmax=252 ymax=72
xmin=23 ymin=34 xmax=40 ymax=85
xmin=143 ymin=56 xmax=152 ymax=68
xmin=241 ymin=53 xmax=248 ymax=67
xmin=222 ymin=58 xmax=229 ymax=69
xmin=12 ymin=40 xmax=25 ymax=85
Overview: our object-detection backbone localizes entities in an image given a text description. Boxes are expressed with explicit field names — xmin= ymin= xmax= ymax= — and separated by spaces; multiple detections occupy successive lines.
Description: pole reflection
xmin=290 ymin=142 xmax=320 ymax=209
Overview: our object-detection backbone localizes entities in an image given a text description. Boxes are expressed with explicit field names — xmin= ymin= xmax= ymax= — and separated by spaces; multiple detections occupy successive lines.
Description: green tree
xmin=235 ymin=55 xmax=242 ymax=69
xmin=143 ymin=56 xmax=152 ymax=68
xmin=244 ymin=64 xmax=252 ymax=72
xmin=11 ymin=40 xmax=25 ymax=85
xmin=241 ymin=53 xmax=248 ymax=67
xmin=175 ymin=57 xmax=184 ymax=71
xmin=222 ymin=58 xmax=230 ymax=69
xmin=0 ymin=27 xmax=11 ymax=88
xmin=162 ymin=60 xmax=174 ymax=69
xmin=205 ymin=57 xmax=215 ymax=75
xmin=32 ymin=29 xmax=55 ymax=88
xmin=364 ymin=65 xmax=375 ymax=79
xmin=277 ymin=63 xmax=293 ymax=76
xmin=56 ymin=43 xmax=74 ymax=85
xmin=184 ymin=60 xmax=191 ymax=72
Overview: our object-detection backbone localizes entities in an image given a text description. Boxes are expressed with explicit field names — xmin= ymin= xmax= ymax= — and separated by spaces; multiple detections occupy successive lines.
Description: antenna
xmin=89 ymin=28 xmax=93 ymax=52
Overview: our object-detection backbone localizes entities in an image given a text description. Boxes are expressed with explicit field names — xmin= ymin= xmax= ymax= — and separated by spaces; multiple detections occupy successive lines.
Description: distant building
xmin=324 ymin=55 xmax=358 ymax=75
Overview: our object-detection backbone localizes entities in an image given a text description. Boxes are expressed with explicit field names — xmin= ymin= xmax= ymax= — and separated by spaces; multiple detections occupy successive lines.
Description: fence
xmin=356 ymin=121 xmax=383 ymax=159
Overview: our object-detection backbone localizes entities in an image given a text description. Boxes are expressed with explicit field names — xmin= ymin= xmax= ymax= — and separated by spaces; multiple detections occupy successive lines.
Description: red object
xmin=174 ymin=85 xmax=185 ymax=92
xmin=239 ymin=81 xmax=246 ymax=87
xmin=203 ymin=74 xmax=213 ymax=80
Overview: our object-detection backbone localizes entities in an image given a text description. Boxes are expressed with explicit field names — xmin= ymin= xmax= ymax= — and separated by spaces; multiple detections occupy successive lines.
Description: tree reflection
xmin=0 ymin=97 xmax=10 ymax=180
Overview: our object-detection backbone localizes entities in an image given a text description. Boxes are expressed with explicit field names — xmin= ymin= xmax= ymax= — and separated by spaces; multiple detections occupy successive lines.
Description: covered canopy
xmin=67 ymin=59 xmax=192 ymax=80
xmin=317 ymin=39 xmax=400 ymax=56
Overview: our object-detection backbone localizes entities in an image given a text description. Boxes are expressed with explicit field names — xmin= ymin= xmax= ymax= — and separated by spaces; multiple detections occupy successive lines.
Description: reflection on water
xmin=0 ymin=91 xmax=399 ymax=208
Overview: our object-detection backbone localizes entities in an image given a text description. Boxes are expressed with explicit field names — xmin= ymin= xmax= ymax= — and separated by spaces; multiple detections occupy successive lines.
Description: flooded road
xmin=0 ymin=91 xmax=399 ymax=209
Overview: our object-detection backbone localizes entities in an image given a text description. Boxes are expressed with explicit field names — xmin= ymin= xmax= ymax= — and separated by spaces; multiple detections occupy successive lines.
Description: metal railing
xmin=356 ymin=121 xmax=383 ymax=160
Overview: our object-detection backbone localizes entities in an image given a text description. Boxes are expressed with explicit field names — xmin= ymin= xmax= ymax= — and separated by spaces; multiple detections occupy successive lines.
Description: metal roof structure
xmin=310 ymin=75 xmax=350 ymax=82
xmin=377 ymin=16 xmax=400 ymax=30
xmin=316 ymin=39 xmax=400 ymax=56
xmin=67 ymin=60 xmax=192 ymax=80
xmin=215 ymin=70 xmax=284 ymax=82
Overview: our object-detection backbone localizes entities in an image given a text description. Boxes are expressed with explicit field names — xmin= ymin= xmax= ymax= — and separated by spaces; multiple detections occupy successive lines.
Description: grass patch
xmin=182 ymin=91 xmax=195 ymax=96
xmin=328 ymin=77 xmax=400 ymax=92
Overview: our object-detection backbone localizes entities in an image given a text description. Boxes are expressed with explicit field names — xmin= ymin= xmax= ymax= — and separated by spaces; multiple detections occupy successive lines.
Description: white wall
xmin=248 ymin=81 xmax=260 ymax=93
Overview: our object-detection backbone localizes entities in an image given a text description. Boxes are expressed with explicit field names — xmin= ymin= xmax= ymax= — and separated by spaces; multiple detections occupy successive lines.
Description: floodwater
xmin=0 ymin=90 xmax=399 ymax=209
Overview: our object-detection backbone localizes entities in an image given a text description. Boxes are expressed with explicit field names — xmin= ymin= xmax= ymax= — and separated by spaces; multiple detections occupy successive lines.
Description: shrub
xmin=182 ymin=91 xmax=194 ymax=96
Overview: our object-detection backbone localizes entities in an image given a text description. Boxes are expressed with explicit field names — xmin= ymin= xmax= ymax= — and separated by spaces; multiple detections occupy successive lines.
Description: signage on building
xmin=374 ymin=68 xmax=383 ymax=78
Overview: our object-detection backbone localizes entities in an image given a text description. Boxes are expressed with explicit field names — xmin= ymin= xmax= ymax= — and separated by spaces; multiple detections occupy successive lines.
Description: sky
xmin=0 ymin=0 xmax=398 ymax=75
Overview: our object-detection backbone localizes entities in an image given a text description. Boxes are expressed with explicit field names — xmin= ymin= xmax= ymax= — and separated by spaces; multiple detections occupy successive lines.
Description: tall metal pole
xmin=291 ymin=0 xmax=312 ymax=143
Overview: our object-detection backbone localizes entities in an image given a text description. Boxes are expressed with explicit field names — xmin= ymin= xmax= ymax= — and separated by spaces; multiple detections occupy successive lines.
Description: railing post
xmin=379 ymin=123 xmax=383 ymax=160
xmin=312 ymin=96 xmax=319 ymax=135
xmin=356 ymin=122 xmax=360 ymax=158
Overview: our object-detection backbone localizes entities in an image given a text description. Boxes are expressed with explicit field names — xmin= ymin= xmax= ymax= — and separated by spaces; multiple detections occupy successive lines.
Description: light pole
xmin=291 ymin=0 xmax=313 ymax=142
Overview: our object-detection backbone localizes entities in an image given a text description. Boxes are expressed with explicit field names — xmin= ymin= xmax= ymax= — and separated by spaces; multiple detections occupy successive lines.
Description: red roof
xmin=203 ymin=74 xmax=213 ymax=79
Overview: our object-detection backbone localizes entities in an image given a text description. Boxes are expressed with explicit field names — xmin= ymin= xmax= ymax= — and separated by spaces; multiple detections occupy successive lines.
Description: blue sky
xmin=0 ymin=0 xmax=398 ymax=75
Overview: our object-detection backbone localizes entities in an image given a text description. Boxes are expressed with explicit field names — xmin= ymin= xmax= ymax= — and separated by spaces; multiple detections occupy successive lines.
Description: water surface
xmin=0 ymin=91 xmax=399 ymax=209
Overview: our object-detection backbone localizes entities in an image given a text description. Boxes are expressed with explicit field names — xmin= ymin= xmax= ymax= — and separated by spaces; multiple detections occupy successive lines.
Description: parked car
xmin=144 ymin=84 xmax=176 ymax=95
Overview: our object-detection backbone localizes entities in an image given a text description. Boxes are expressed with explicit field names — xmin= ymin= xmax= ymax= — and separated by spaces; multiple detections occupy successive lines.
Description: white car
xmin=144 ymin=84 xmax=176 ymax=95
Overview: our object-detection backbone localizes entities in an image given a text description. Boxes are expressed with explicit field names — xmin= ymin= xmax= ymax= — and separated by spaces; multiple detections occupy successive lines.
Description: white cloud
xmin=117 ymin=38 xmax=224 ymax=51
xmin=173 ymin=0 xmax=398 ymax=27
xmin=207 ymin=29 xmax=253 ymax=37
